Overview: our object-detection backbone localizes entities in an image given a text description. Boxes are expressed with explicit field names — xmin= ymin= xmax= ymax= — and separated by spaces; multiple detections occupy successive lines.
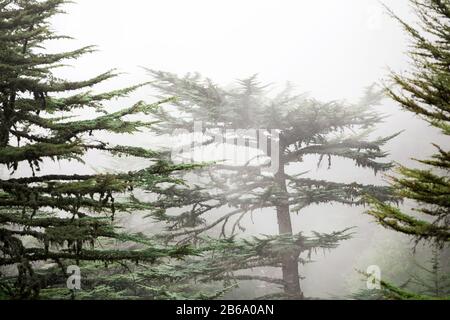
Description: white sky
xmin=49 ymin=0 xmax=413 ymax=101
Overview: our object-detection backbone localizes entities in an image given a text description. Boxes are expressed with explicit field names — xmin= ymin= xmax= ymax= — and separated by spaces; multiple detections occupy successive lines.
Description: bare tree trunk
xmin=275 ymin=164 xmax=304 ymax=299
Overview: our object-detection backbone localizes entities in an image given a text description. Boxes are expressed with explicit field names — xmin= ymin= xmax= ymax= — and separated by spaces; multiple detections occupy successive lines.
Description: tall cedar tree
xmin=145 ymin=71 xmax=399 ymax=299
xmin=368 ymin=0 xmax=450 ymax=245
xmin=0 ymin=0 xmax=214 ymax=299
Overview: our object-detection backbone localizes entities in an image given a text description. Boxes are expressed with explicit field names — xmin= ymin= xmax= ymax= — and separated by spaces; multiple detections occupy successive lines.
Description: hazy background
xmin=28 ymin=0 xmax=448 ymax=298
xmin=46 ymin=0 xmax=447 ymax=164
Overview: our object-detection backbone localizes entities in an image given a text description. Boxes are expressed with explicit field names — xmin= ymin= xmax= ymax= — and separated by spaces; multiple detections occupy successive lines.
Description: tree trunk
xmin=275 ymin=164 xmax=304 ymax=299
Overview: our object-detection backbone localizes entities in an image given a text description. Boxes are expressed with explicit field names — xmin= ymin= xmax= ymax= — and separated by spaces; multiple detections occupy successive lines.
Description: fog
xmin=24 ymin=0 xmax=448 ymax=299
xmin=49 ymin=1 xmax=409 ymax=99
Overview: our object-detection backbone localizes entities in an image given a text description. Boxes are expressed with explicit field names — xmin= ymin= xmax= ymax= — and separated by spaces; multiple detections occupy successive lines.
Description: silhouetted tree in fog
xmin=146 ymin=71 xmax=399 ymax=299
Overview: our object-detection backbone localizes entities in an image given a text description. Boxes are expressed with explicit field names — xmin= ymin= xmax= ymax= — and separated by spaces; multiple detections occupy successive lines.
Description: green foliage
xmin=367 ymin=0 xmax=450 ymax=245
xmin=362 ymin=0 xmax=450 ymax=301
xmin=0 ymin=0 xmax=212 ymax=299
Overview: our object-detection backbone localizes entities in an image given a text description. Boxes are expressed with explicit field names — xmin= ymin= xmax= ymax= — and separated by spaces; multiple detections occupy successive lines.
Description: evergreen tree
xmin=358 ymin=0 xmax=450 ymax=301
xmin=367 ymin=0 xmax=450 ymax=245
xmin=0 ymin=0 xmax=213 ymax=299
xmin=145 ymin=71 xmax=399 ymax=299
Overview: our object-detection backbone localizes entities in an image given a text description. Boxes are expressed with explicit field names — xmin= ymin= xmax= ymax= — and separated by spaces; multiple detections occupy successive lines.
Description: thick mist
xmin=10 ymin=0 xmax=446 ymax=299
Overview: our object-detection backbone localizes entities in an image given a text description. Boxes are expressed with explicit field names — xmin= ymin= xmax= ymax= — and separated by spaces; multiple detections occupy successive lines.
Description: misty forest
xmin=0 ymin=0 xmax=449 ymax=300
